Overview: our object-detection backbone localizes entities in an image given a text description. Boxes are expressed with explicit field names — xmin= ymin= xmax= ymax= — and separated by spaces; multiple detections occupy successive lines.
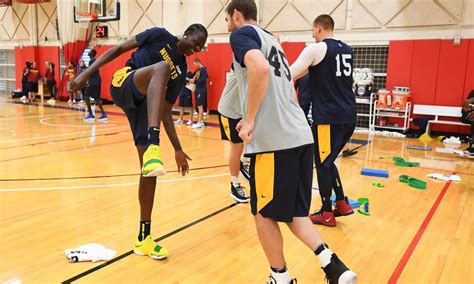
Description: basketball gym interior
xmin=0 ymin=0 xmax=473 ymax=283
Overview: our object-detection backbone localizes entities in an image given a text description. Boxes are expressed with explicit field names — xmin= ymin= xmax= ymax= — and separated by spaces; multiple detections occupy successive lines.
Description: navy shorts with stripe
xmin=312 ymin=123 xmax=355 ymax=167
xmin=248 ymin=144 xmax=313 ymax=222
xmin=218 ymin=113 xmax=243 ymax=144
xmin=110 ymin=68 xmax=148 ymax=146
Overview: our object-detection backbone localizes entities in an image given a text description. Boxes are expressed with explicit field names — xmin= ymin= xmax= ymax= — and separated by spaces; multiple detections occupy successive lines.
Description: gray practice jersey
xmin=217 ymin=69 xmax=242 ymax=119
xmin=230 ymin=25 xmax=313 ymax=155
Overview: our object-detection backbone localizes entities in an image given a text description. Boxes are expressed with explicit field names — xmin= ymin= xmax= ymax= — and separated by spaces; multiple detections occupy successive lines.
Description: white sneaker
xmin=174 ymin=119 xmax=183 ymax=125
xmin=203 ymin=111 xmax=209 ymax=116
xmin=47 ymin=99 xmax=56 ymax=104
xmin=67 ymin=99 xmax=73 ymax=104
xmin=191 ymin=122 xmax=204 ymax=129
xmin=20 ymin=95 xmax=27 ymax=101
xmin=73 ymin=100 xmax=77 ymax=104
xmin=193 ymin=111 xmax=198 ymax=116
xmin=186 ymin=120 xmax=193 ymax=126
xmin=78 ymin=100 xmax=85 ymax=104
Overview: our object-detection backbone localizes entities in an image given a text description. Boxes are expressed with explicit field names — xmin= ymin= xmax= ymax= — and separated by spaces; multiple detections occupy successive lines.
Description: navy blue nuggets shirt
xmin=126 ymin=27 xmax=187 ymax=104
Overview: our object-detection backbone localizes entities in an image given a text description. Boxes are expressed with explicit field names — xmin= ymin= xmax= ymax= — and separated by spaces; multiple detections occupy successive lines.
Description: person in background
xmin=190 ymin=58 xmax=208 ymax=129
xmin=175 ymin=71 xmax=194 ymax=126
xmin=76 ymin=59 xmax=87 ymax=104
xmin=65 ymin=61 xmax=77 ymax=104
xmin=20 ymin=62 xmax=30 ymax=101
xmin=45 ymin=61 xmax=57 ymax=104
xmin=462 ymin=90 xmax=474 ymax=155
xmin=294 ymin=73 xmax=311 ymax=123
xmin=217 ymin=65 xmax=250 ymax=203
xmin=83 ymin=49 xmax=108 ymax=122
xmin=290 ymin=14 xmax=356 ymax=228
xmin=27 ymin=62 xmax=40 ymax=103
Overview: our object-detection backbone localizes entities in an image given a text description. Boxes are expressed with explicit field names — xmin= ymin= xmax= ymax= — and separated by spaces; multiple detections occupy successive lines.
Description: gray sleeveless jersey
xmin=217 ymin=70 xmax=242 ymax=119
xmin=232 ymin=25 xmax=313 ymax=155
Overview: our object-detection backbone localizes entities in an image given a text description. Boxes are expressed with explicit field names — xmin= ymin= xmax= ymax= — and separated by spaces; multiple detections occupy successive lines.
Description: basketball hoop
xmin=73 ymin=0 xmax=121 ymax=23
xmin=75 ymin=11 xmax=98 ymax=23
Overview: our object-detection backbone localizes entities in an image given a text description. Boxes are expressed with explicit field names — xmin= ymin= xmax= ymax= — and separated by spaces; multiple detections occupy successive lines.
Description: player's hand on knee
xmin=175 ymin=150 xmax=192 ymax=176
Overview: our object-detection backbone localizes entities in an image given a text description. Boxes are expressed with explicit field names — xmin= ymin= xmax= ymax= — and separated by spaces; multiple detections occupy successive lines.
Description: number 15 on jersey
xmin=335 ymin=54 xmax=352 ymax=77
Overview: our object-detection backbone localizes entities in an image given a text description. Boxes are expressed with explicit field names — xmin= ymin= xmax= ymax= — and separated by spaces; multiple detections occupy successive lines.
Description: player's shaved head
xmin=313 ymin=14 xmax=334 ymax=31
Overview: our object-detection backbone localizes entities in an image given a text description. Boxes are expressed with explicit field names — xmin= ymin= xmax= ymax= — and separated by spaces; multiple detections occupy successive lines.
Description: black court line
xmin=0 ymin=131 xmax=124 ymax=150
xmin=10 ymin=100 xmax=123 ymax=116
xmin=0 ymin=139 xmax=131 ymax=163
xmin=62 ymin=203 xmax=237 ymax=284
xmin=9 ymin=100 xmax=221 ymax=127
xmin=0 ymin=164 xmax=228 ymax=181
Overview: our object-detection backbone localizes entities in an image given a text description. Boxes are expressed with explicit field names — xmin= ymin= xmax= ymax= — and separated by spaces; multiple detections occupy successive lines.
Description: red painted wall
xmin=386 ymin=39 xmax=472 ymax=133
xmin=463 ymin=39 xmax=474 ymax=97
xmin=410 ymin=40 xmax=441 ymax=105
xmin=281 ymin=42 xmax=305 ymax=65
xmin=15 ymin=46 xmax=61 ymax=89
xmin=15 ymin=46 xmax=35 ymax=89
xmin=13 ymin=43 xmax=306 ymax=110
xmin=184 ymin=42 xmax=305 ymax=111
xmin=435 ymin=40 xmax=470 ymax=106
xmin=37 ymin=46 xmax=61 ymax=85
xmin=92 ymin=45 xmax=135 ymax=101
xmin=386 ymin=40 xmax=414 ymax=90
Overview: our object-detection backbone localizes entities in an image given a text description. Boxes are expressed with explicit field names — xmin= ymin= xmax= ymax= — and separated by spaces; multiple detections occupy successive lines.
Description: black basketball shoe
xmin=240 ymin=161 xmax=250 ymax=182
xmin=322 ymin=254 xmax=357 ymax=284
xmin=230 ymin=183 xmax=250 ymax=203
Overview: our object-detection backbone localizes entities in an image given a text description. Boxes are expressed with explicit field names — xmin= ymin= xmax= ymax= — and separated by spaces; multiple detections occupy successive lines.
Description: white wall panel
xmin=0 ymin=0 xmax=473 ymax=48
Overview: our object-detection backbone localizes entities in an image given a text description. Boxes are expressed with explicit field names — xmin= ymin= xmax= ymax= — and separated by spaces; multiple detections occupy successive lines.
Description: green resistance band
xmin=372 ymin=182 xmax=384 ymax=188
xmin=399 ymin=175 xmax=427 ymax=190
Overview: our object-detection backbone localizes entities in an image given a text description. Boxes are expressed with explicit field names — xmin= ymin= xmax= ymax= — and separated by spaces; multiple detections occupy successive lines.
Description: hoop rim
xmin=75 ymin=11 xmax=98 ymax=21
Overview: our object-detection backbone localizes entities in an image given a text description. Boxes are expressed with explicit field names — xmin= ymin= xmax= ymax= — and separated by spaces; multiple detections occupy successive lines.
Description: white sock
xmin=231 ymin=176 xmax=240 ymax=187
xmin=318 ymin=248 xmax=333 ymax=268
xmin=270 ymin=269 xmax=291 ymax=283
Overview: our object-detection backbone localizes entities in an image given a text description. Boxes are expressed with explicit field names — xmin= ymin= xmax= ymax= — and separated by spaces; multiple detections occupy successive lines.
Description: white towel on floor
xmin=443 ymin=137 xmax=462 ymax=145
xmin=427 ymin=173 xmax=461 ymax=182
xmin=65 ymin=243 xmax=116 ymax=263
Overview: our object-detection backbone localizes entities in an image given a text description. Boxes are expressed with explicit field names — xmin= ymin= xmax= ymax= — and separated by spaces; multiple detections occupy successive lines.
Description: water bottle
xmin=387 ymin=94 xmax=392 ymax=108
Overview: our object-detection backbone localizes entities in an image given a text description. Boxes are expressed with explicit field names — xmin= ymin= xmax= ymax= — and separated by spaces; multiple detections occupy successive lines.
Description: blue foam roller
xmin=331 ymin=194 xmax=360 ymax=208
xmin=349 ymin=138 xmax=371 ymax=145
xmin=361 ymin=168 xmax=389 ymax=178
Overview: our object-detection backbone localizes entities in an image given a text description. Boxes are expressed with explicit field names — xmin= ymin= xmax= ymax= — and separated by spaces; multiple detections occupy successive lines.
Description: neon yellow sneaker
xmin=133 ymin=235 xmax=169 ymax=260
xmin=142 ymin=144 xmax=166 ymax=177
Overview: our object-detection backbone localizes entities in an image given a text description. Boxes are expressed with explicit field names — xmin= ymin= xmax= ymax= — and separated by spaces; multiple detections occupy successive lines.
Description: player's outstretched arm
xmin=73 ymin=37 xmax=139 ymax=91
xmin=238 ymin=49 xmax=269 ymax=143
xmin=162 ymin=101 xmax=191 ymax=175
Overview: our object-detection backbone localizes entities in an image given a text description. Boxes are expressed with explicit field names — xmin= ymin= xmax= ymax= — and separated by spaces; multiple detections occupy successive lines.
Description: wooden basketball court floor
xmin=0 ymin=96 xmax=472 ymax=283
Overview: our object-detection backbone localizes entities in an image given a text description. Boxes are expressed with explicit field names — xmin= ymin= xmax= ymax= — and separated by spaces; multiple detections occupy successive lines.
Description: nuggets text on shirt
xmin=160 ymin=47 xmax=178 ymax=80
